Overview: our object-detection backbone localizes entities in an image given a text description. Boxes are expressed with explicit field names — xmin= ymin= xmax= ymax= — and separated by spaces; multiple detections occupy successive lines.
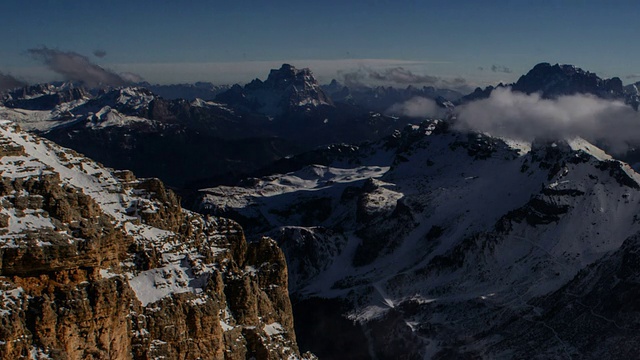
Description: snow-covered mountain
xmin=4 ymin=61 xmax=640 ymax=358
xmin=1 ymin=79 xmax=411 ymax=188
xmin=197 ymin=119 xmax=640 ymax=358
xmin=0 ymin=120 xmax=314 ymax=359
xmin=0 ymin=86 xmax=160 ymax=132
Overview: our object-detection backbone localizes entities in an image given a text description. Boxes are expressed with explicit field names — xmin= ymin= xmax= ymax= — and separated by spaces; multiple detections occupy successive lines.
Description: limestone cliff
xmin=0 ymin=121 xmax=313 ymax=359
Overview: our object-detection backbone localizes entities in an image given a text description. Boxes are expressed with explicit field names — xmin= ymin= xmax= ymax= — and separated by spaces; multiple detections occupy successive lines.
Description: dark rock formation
xmin=216 ymin=64 xmax=334 ymax=116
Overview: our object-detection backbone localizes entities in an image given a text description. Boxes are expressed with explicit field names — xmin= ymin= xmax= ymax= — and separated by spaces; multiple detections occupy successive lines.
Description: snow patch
xmin=263 ymin=322 xmax=284 ymax=336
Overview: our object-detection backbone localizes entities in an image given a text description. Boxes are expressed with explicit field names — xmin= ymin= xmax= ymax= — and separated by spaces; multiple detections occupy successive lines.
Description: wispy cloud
xmin=455 ymin=87 xmax=640 ymax=153
xmin=338 ymin=68 xmax=367 ymax=88
xmin=337 ymin=66 xmax=473 ymax=93
xmin=13 ymin=58 xmax=455 ymax=87
xmin=119 ymin=72 xmax=144 ymax=83
xmin=93 ymin=49 xmax=107 ymax=58
xmin=490 ymin=65 xmax=512 ymax=73
xmin=368 ymin=67 xmax=439 ymax=84
xmin=386 ymin=97 xmax=443 ymax=118
xmin=27 ymin=47 xmax=142 ymax=87
xmin=0 ymin=72 xmax=26 ymax=92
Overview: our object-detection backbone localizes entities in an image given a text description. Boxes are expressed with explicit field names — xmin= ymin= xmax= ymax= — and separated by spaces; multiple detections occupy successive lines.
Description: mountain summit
xmin=512 ymin=62 xmax=624 ymax=98
xmin=216 ymin=64 xmax=333 ymax=116
xmin=460 ymin=62 xmax=633 ymax=105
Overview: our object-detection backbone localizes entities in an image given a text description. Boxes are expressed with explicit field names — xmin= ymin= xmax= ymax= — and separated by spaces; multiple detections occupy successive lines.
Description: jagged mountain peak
xmin=259 ymin=63 xmax=331 ymax=105
xmin=460 ymin=62 xmax=629 ymax=104
xmin=263 ymin=63 xmax=319 ymax=90
xmin=513 ymin=62 xmax=624 ymax=97
xmin=216 ymin=63 xmax=333 ymax=117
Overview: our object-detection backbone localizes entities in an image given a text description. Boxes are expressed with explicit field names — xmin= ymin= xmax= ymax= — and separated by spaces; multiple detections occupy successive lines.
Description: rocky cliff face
xmin=0 ymin=121 xmax=312 ymax=359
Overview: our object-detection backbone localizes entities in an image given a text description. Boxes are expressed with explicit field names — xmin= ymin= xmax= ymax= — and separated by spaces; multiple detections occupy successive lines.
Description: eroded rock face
xmin=0 ymin=121 xmax=313 ymax=359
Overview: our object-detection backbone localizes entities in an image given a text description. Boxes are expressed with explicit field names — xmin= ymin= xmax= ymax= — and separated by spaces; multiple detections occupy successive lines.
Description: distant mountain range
xmin=3 ymin=61 xmax=640 ymax=358
xmin=321 ymin=79 xmax=461 ymax=112
xmin=0 ymin=65 xmax=413 ymax=189
xmin=187 ymin=63 xmax=640 ymax=358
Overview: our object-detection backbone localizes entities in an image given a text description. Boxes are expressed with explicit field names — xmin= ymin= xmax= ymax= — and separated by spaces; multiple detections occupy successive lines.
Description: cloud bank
xmin=339 ymin=66 xmax=472 ymax=93
xmin=119 ymin=72 xmax=144 ymax=83
xmin=386 ymin=97 xmax=442 ymax=118
xmin=368 ymin=67 xmax=439 ymax=84
xmin=455 ymin=87 xmax=640 ymax=153
xmin=27 ymin=47 xmax=142 ymax=87
xmin=0 ymin=72 xmax=26 ymax=92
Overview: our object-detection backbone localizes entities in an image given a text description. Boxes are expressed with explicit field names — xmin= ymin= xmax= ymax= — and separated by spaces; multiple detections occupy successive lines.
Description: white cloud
xmin=386 ymin=97 xmax=442 ymax=118
xmin=455 ymin=87 xmax=640 ymax=153
xmin=27 ymin=47 xmax=137 ymax=87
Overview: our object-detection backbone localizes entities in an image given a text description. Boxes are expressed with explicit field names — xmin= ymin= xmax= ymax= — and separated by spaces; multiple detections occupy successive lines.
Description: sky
xmin=2 ymin=0 xmax=640 ymax=90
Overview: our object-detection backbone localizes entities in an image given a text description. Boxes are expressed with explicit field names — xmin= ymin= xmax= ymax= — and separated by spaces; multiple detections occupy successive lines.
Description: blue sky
xmin=2 ymin=0 xmax=639 ymax=88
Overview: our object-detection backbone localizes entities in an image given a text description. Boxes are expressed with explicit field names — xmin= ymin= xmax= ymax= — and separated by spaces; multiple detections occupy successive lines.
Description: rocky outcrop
xmin=0 ymin=121 xmax=313 ymax=359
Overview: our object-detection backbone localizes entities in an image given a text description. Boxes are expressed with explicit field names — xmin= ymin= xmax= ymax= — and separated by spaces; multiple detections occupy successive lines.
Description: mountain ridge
xmin=196 ymin=118 xmax=640 ymax=358
xmin=460 ymin=62 xmax=638 ymax=108
xmin=0 ymin=120 xmax=314 ymax=359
